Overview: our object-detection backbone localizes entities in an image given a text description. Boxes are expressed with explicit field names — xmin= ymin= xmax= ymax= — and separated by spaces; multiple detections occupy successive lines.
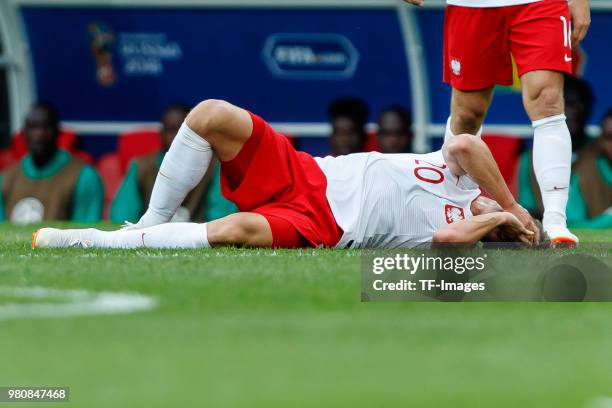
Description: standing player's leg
xmin=521 ymin=71 xmax=575 ymax=241
xmin=441 ymin=5 xmax=511 ymax=142
xmin=133 ymin=100 xmax=253 ymax=229
xmin=445 ymin=87 xmax=494 ymax=142
xmin=509 ymin=0 xmax=578 ymax=243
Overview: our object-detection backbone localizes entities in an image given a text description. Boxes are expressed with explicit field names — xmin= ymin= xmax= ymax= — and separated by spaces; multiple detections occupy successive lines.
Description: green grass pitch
xmin=0 ymin=224 xmax=611 ymax=407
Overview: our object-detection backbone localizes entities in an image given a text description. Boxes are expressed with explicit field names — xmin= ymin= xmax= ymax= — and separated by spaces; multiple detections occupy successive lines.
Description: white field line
xmin=0 ymin=286 xmax=158 ymax=322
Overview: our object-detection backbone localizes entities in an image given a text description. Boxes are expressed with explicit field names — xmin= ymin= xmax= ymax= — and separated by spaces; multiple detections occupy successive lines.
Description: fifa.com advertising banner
xmin=20 ymin=7 xmax=412 ymax=124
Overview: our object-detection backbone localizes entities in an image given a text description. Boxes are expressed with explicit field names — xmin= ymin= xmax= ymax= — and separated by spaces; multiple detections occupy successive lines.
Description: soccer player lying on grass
xmin=33 ymin=100 xmax=541 ymax=250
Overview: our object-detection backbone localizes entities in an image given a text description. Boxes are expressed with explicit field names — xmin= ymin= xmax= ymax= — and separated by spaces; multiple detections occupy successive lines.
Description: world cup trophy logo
xmin=88 ymin=22 xmax=116 ymax=86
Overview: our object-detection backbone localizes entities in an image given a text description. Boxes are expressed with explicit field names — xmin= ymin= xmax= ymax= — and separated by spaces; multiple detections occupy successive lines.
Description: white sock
xmin=136 ymin=122 xmax=212 ymax=228
xmin=87 ymin=223 xmax=210 ymax=249
xmin=444 ymin=116 xmax=482 ymax=143
xmin=532 ymin=114 xmax=571 ymax=230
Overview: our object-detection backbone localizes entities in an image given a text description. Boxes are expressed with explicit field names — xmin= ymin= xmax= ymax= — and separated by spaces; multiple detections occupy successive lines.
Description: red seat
xmin=0 ymin=149 xmax=17 ymax=171
xmin=11 ymin=129 xmax=79 ymax=159
xmin=71 ymin=150 xmax=95 ymax=165
xmin=96 ymin=153 xmax=124 ymax=220
xmin=117 ymin=129 xmax=162 ymax=172
xmin=481 ymin=133 xmax=523 ymax=197
xmin=9 ymin=128 xmax=94 ymax=164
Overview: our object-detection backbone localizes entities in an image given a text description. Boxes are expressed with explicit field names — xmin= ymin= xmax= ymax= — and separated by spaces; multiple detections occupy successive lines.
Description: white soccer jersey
xmin=315 ymin=151 xmax=481 ymax=249
xmin=446 ymin=0 xmax=542 ymax=7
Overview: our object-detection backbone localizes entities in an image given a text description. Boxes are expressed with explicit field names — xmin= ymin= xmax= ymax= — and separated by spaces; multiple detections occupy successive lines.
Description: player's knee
xmin=525 ymin=85 xmax=563 ymax=118
xmin=454 ymin=105 xmax=487 ymax=133
xmin=185 ymin=99 xmax=230 ymax=137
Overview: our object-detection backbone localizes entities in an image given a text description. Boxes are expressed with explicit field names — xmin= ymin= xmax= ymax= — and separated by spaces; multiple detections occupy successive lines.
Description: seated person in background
xmin=377 ymin=106 xmax=413 ymax=154
xmin=565 ymin=110 xmax=612 ymax=228
xmin=0 ymin=102 xmax=103 ymax=224
xmin=110 ymin=104 xmax=237 ymax=224
xmin=328 ymin=97 xmax=370 ymax=156
xmin=517 ymin=75 xmax=593 ymax=219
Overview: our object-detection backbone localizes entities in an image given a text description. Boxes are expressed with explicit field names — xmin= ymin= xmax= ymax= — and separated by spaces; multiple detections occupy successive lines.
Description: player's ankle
xmin=543 ymin=211 xmax=567 ymax=231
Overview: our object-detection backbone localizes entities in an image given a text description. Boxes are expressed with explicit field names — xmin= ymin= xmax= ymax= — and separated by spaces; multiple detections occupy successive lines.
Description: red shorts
xmin=220 ymin=113 xmax=343 ymax=248
xmin=443 ymin=0 xmax=573 ymax=90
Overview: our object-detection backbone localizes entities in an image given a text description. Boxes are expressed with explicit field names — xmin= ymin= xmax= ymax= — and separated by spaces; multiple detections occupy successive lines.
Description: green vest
xmin=0 ymin=150 xmax=104 ymax=223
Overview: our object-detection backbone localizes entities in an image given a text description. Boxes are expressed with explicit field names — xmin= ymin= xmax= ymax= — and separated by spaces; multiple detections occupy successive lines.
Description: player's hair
xmin=564 ymin=75 xmax=595 ymax=121
xmin=533 ymin=218 xmax=551 ymax=249
xmin=481 ymin=215 xmax=549 ymax=248
xmin=328 ymin=97 xmax=370 ymax=133
xmin=29 ymin=101 xmax=60 ymax=128
xmin=377 ymin=105 xmax=412 ymax=131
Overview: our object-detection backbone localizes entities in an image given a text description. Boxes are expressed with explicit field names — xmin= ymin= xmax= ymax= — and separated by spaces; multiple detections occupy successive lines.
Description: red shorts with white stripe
xmin=220 ymin=113 xmax=343 ymax=248
xmin=443 ymin=0 xmax=573 ymax=91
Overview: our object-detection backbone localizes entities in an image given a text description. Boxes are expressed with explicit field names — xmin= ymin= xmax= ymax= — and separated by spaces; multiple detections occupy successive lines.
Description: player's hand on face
xmin=403 ymin=0 xmax=424 ymax=6
xmin=505 ymin=203 xmax=539 ymax=244
xmin=569 ymin=0 xmax=591 ymax=47
xmin=500 ymin=212 xmax=535 ymax=245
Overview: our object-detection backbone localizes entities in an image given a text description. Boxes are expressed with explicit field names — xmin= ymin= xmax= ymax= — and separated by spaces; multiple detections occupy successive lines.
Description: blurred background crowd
xmin=1 ymin=73 xmax=611 ymax=228
xmin=0 ymin=1 xmax=610 ymax=228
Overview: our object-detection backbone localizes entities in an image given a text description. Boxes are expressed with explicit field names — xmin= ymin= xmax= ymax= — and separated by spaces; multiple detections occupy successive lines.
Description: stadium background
xmin=1 ymin=0 xmax=611 ymax=151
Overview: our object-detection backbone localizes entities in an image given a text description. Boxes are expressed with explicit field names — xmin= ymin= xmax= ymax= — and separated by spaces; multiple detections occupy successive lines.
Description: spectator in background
xmin=517 ymin=76 xmax=594 ymax=219
xmin=328 ymin=97 xmax=369 ymax=156
xmin=110 ymin=104 xmax=236 ymax=224
xmin=0 ymin=102 xmax=103 ymax=224
xmin=564 ymin=75 xmax=594 ymax=155
xmin=377 ymin=106 xmax=413 ymax=154
xmin=565 ymin=110 xmax=612 ymax=228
